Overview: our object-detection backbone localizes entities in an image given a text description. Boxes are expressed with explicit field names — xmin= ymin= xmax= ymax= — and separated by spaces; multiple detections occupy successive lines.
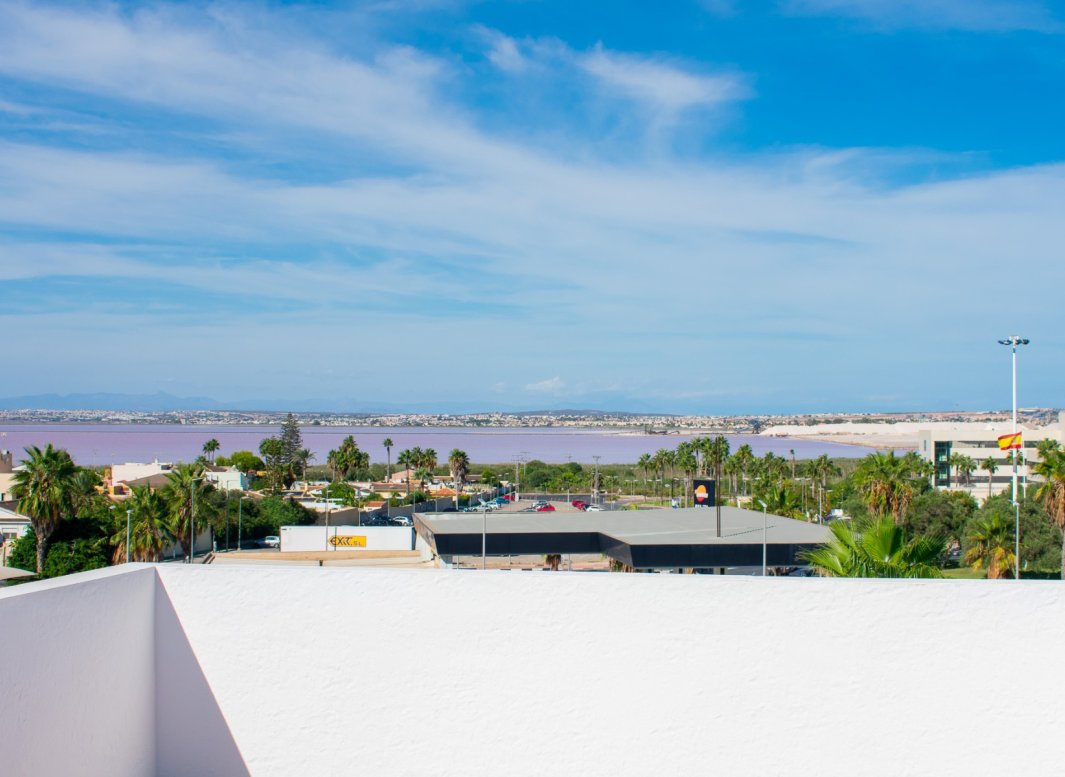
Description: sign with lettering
xmin=329 ymin=535 xmax=367 ymax=548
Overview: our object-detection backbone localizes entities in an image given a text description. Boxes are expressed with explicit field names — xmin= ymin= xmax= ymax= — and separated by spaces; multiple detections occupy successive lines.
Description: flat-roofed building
xmin=916 ymin=412 xmax=1065 ymax=502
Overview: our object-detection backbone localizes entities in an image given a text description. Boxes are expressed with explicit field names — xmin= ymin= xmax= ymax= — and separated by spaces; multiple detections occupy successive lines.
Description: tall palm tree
xmin=964 ymin=513 xmax=1015 ymax=579
xmin=1033 ymin=447 xmax=1065 ymax=579
xmin=448 ymin=448 xmax=470 ymax=490
xmin=637 ymin=453 xmax=652 ymax=493
xmin=733 ymin=444 xmax=755 ymax=496
xmin=803 ymin=517 xmax=944 ymax=578
xmin=981 ymin=456 xmax=998 ymax=499
xmin=12 ymin=444 xmax=77 ymax=574
xmin=853 ymin=451 xmax=916 ymax=524
xmin=383 ymin=438 xmax=394 ymax=479
xmin=202 ymin=438 xmax=220 ymax=463
xmin=706 ymin=436 xmax=730 ymax=496
xmin=164 ymin=463 xmax=214 ymax=561
xmin=112 ymin=486 xmax=173 ymax=563
xmin=421 ymin=448 xmax=438 ymax=480
xmin=959 ymin=455 xmax=977 ymax=486
xmin=295 ymin=448 xmax=314 ymax=482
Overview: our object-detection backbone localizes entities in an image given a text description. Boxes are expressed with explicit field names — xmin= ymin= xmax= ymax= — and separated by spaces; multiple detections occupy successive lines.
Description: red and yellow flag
xmin=997 ymin=432 xmax=1022 ymax=450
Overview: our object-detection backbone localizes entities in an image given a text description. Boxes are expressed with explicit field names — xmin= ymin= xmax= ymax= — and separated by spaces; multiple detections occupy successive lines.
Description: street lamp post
xmin=126 ymin=508 xmax=132 ymax=563
xmin=237 ymin=496 xmax=248 ymax=551
xmin=482 ymin=502 xmax=488 ymax=570
xmin=189 ymin=476 xmax=205 ymax=564
xmin=759 ymin=500 xmax=768 ymax=577
xmin=998 ymin=336 xmax=1029 ymax=579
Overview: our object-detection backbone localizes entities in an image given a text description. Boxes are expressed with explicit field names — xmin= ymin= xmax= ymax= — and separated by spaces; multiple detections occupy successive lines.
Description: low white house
xmin=204 ymin=466 xmax=248 ymax=492
xmin=111 ymin=460 xmax=174 ymax=488
xmin=0 ymin=501 xmax=30 ymax=565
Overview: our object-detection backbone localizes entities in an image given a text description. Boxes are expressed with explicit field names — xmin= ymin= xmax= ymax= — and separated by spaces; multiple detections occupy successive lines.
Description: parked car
xmin=535 ymin=504 xmax=556 ymax=512
xmin=492 ymin=497 xmax=508 ymax=506
xmin=262 ymin=535 xmax=280 ymax=548
xmin=584 ymin=504 xmax=603 ymax=512
xmin=532 ymin=500 xmax=550 ymax=509
xmin=571 ymin=500 xmax=588 ymax=510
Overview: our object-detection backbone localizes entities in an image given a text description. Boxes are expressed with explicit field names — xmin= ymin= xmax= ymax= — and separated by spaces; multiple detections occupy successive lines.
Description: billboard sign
xmin=693 ymin=479 xmax=716 ymax=507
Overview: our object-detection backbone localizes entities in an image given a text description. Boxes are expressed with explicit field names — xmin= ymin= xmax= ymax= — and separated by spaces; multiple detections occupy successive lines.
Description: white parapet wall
xmin=4 ymin=565 xmax=1065 ymax=775
xmin=279 ymin=524 xmax=413 ymax=552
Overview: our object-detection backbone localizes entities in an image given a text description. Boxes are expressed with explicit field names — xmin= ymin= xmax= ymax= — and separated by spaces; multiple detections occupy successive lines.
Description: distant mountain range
xmin=0 ymin=392 xmax=668 ymax=416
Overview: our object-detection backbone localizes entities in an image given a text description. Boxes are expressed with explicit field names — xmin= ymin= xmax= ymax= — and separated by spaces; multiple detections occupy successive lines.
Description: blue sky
xmin=1 ymin=0 xmax=1063 ymax=414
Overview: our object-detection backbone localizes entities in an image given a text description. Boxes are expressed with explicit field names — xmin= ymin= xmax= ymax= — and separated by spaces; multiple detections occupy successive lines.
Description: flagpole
xmin=999 ymin=336 xmax=1029 ymax=580
xmin=1012 ymin=343 xmax=1019 ymax=580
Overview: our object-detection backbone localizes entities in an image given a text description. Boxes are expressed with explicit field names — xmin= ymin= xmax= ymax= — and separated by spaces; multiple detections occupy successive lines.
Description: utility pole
xmin=593 ymin=455 xmax=601 ymax=506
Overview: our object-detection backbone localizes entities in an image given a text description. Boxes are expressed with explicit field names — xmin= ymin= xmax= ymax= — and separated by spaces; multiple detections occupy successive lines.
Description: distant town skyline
xmin=1 ymin=1 xmax=1063 ymax=414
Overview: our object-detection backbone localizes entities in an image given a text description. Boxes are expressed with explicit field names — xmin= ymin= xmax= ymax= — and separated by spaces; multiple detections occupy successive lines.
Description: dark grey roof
xmin=416 ymin=506 xmax=830 ymax=569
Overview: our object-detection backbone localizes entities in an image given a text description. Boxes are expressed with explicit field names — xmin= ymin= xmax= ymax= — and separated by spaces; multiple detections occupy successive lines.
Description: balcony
xmin=2 ymin=564 xmax=1064 ymax=774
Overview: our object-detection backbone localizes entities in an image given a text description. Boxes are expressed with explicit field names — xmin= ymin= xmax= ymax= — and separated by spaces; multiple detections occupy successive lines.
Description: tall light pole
xmin=998 ymin=336 xmax=1029 ymax=579
xmin=482 ymin=502 xmax=488 ymax=570
xmin=189 ymin=476 xmax=205 ymax=564
xmin=759 ymin=499 xmax=768 ymax=577
xmin=126 ymin=508 xmax=132 ymax=563
xmin=237 ymin=495 xmax=248 ymax=551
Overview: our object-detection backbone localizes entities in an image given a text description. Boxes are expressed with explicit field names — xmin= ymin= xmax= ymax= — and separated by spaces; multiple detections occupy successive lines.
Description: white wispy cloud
xmin=578 ymin=45 xmax=749 ymax=116
xmin=525 ymin=377 xmax=565 ymax=394
xmin=0 ymin=3 xmax=1062 ymax=409
xmin=783 ymin=0 xmax=1060 ymax=32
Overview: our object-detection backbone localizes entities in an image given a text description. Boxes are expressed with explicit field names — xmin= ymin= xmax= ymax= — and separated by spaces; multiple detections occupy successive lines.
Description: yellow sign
xmin=329 ymin=535 xmax=367 ymax=547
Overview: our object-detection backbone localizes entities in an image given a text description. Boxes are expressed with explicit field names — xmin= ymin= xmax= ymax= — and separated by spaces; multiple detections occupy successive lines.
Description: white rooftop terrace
xmin=2 ymin=564 xmax=1064 ymax=775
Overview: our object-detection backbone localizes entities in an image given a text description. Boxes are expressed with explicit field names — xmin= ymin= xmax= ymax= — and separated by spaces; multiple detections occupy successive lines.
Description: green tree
xmin=227 ymin=450 xmax=265 ymax=473
xmin=480 ymin=468 xmax=500 ymax=487
xmin=279 ymin=414 xmax=303 ymax=468
xmin=803 ymin=517 xmax=944 ymax=578
xmin=112 ymin=486 xmax=172 ymax=563
xmin=903 ymin=490 xmax=976 ymax=548
xmin=383 ymin=438 xmax=394 ymax=479
xmin=981 ymin=456 xmax=998 ymax=499
xmin=164 ymin=463 xmax=215 ymax=560
xmin=853 ymin=451 xmax=917 ymax=524
xmin=11 ymin=444 xmax=78 ymax=574
xmin=757 ymin=484 xmax=804 ymax=520
xmin=259 ymin=437 xmax=287 ymax=493
xmin=1033 ymin=446 xmax=1065 ymax=579
xmin=202 ymin=438 xmax=220 ymax=463
xmin=964 ymin=513 xmax=1015 ymax=579
xmin=448 ymin=448 xmax=470 ymax=489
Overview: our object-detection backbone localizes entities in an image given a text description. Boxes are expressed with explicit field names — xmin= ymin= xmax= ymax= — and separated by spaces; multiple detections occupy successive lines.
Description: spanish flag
xmin=998 ymin=432 xmax=1022 ymax=450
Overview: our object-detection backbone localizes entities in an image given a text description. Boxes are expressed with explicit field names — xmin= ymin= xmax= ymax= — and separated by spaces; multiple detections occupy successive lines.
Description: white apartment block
xmin=917 ymin=412 xmax=1065 ymax=502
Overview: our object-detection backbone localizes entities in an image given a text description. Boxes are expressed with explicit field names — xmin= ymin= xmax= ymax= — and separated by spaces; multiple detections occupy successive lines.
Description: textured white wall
xmin=279 ymin=525 xmax=413 ymax=552
xmin=0 ymin=566 xmax=157 ymax=777
xmin=156 ymin=566 xmax=1065 ymax=777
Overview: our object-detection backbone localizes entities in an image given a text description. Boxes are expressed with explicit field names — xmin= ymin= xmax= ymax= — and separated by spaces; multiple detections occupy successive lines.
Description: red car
xmin=571 ymin=500 xmax=587 ymax=510
xmin=536 ymin=504 xmax=556 ymax=512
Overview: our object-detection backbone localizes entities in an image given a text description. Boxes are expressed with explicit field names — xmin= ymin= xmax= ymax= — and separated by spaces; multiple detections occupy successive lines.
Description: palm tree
xmin=1033 ymin=447 xmax=1065 ymax=579
xmin=759 ymin=484 xmax=803 ymax=520
xmin=11 ymin=444 xmax=77 ymax=574
xmin=637 ymin=453 xmax=652 ymax=493
xmin=964 ymin=513 xmax=1015 ymax=579
xmin=448 ymin=448 xmax=470 ymax=491
xmin=733 ymin=444 xmax=755 ymax=496
xmin=112 ymin=486 xmax=173 ymax=563
xmin=959 ymin=455 xmax=977 ymax=487
xmin=853 ymin=451 xmax=917 ymax=524
xmin=421 ymin=448 xmax=438 ymax=480
xmin=383 ymin=438 xmax=394 ymax=479
xmin=202 ymin=438 xmax=220 ymax=463
xmin=295 ymin=448 xmax=314 ymax=482
xmin=164 ymin=463 xmax=214 ymax=561
xmin=981 ymin=456 xmax=998 ymax=499
xmin=803 ymin=517 xmax=944 ymax=578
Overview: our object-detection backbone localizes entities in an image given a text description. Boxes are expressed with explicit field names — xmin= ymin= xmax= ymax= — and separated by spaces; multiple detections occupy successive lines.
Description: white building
xmin=111 ymin=460 xmax=174 ymax=487
xmin=0 ymin=449 xmax=16 ymax=501
xmin=3 ymin=565 xmax=1065 ymax=774
xmin=0 ymin=501 xmax=30 ymax=565
xmin=204 ymin=466 xmax=248 ymax=492
xmin=916 ymin=412 xmax=1065 ymax=502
